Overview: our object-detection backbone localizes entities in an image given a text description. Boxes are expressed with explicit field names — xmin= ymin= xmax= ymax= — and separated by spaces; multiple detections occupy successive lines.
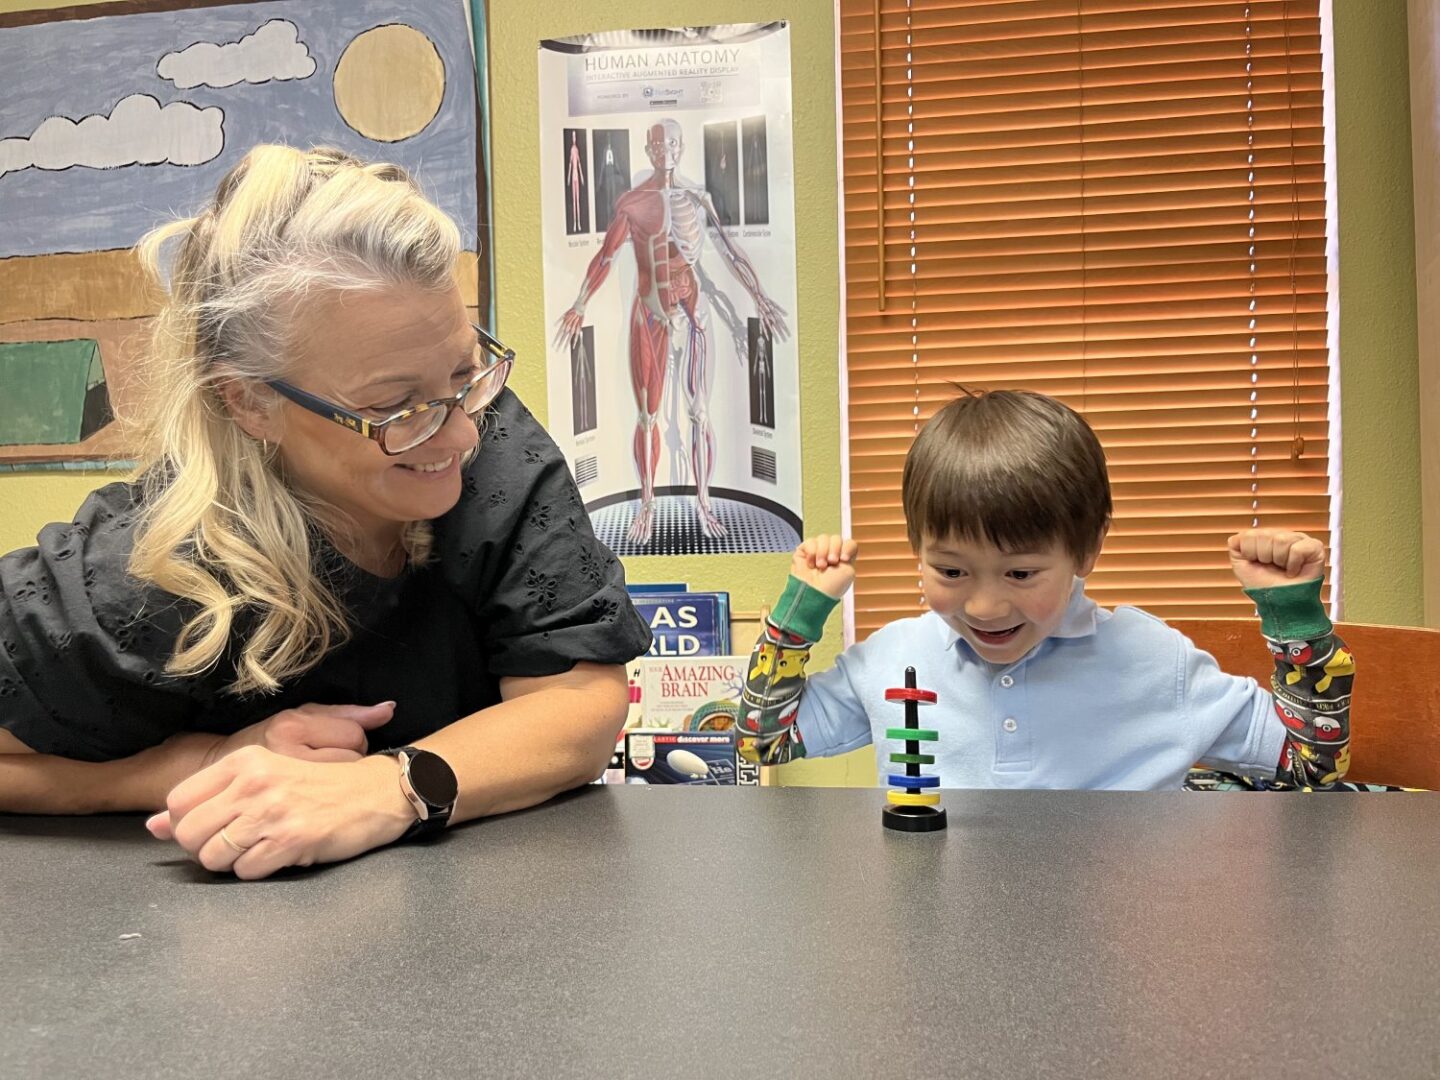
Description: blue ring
xmin=887 ymin=773 xmax=939 ymax=788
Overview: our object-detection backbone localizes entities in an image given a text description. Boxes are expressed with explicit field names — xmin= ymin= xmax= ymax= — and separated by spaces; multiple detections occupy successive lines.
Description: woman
xmin=0 ymin=146 xmax=650 ymax=878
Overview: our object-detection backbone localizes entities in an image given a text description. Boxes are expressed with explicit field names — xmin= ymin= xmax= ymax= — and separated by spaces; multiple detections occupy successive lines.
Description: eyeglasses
xmin=266 ymin=324 xmax=515 ymax=455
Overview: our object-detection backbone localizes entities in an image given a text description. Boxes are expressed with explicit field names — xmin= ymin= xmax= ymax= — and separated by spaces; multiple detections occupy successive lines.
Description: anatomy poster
xmin=540 ymin=23 xmax=800 ymax=556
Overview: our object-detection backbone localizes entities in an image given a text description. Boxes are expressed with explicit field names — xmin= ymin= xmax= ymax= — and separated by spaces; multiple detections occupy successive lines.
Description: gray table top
xmin=2 ymin=787 xmax=1438 ymax=1079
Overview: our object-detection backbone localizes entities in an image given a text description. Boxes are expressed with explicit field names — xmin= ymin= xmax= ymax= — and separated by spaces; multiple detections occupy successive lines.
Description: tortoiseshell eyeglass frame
xmin=265 ymin=324 xmax=515 ymax=455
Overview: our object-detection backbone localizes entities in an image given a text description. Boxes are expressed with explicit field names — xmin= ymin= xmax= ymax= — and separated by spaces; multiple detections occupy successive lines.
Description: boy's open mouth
xmin=968 ymin=624 xmax=1022 ymax=645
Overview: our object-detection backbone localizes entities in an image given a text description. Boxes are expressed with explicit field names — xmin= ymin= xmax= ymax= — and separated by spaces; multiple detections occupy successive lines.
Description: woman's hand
xmin=145 ymin=748 xmax=415 ymax=880
xmin=209 ymin=702 xmax=396 ymax=766
xmin=1227 ymin=528 xmax=1327 ymax=590
xmin=792 ymin=534 xmax=859 ymax=600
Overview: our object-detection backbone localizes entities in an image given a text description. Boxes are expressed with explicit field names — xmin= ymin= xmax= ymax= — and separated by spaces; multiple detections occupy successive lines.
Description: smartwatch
xmin=378 ymin=747 xmax=458 ymax=839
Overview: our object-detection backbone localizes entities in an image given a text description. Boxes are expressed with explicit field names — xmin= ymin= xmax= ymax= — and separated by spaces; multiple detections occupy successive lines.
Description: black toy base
xmin=883 ymin=804 xmax=949 ymax=832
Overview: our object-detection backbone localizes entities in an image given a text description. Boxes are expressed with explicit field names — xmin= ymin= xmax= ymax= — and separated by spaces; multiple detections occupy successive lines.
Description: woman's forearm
xmin=411 ymin=662 xmax=628 ymax=823
xmin=135 ymin=667 xmax=628 ymax=879
xmin=0 ymin=732 xmax=225 ymax=815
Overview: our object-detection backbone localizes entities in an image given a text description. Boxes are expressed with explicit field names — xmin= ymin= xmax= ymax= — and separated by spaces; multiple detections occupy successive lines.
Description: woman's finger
xmin=293 ymin=713 xmax=372 ymax=755
xmin=193 ymin=812 xmax=261 ymax=874
xmin=163 ymin=751 xmax=249 ymax=834
xmin=170 ymin=788 xmax=246 ymax=859
xmin=297 ymin=746 xmax=366 ymax=763
xmin=230 ymin=838 xmax=294 ymax=882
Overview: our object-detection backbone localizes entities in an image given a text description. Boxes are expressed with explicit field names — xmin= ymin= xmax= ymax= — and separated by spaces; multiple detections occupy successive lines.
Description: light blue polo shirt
xmin=796 ymin=580 xmax=1285 ymax=790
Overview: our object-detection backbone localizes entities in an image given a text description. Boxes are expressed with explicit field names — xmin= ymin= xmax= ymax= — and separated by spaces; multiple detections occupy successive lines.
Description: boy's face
xmin=919 ymin=532 xmax=1099 ymax=666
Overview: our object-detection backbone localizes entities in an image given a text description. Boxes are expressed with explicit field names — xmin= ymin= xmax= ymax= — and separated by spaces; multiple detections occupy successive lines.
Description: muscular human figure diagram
xmin=566 ymin=131 xmax=586 ymax=234
xmin=555 ymin=119 xmax=789 ymax=544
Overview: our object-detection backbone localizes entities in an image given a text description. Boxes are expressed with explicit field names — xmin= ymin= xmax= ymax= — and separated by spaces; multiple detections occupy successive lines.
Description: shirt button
xmin=1003 ymin=718 xmax=1018 ymax=732
xmin=999 ymin=675 xmax=1014 ymax=688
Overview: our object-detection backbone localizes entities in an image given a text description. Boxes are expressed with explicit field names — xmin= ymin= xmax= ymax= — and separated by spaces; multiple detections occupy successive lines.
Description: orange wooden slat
xmin=840 ymin=0 xmax=1331 ymax=632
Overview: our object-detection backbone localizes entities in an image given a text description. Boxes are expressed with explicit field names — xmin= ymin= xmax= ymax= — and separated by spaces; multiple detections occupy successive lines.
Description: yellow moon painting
xmin=333 ymin=24 xmax=445 ymax=142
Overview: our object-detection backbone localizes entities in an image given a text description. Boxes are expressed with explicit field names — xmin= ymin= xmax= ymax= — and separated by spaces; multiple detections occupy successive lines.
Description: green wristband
xmin=769 ymin=575 xmax=841 ymax=643
xmin=1244 ymin=578 xmax=1332 ymax=642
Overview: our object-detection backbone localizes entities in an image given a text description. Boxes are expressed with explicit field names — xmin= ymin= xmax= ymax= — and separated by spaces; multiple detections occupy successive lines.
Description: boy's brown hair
xmin=901 ymin=387 xmax=1112 ymax=563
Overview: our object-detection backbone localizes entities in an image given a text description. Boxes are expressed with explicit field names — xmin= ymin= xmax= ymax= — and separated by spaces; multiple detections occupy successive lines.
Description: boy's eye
xmin=1008 ymin=570 xmax=1036 ymax=581
xmin=937 ymin=568 xmax=964 ymax=580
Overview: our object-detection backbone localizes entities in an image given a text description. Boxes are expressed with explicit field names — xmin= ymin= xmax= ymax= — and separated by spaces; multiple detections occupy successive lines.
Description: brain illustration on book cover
xmin=635 ymin=657 xmax=758 ymax=784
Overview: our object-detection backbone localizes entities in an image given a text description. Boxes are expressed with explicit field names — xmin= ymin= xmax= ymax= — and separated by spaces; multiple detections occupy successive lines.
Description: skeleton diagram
xmin=555 ymin=119 xmax=789 ymax=544
xmin=752 ymin=335 xmax=771 ymax=427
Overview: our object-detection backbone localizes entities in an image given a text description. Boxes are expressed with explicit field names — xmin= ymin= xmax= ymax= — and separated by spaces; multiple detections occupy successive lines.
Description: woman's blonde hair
xmin=128 ymin=144 xmax=461 ymax=695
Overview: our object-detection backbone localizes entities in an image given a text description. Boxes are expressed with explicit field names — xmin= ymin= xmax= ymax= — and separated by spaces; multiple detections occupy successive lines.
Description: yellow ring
xmin=218 ymin=825 xmax=250 ymax=854
xmin=886 ymin=790 xmax=941 ymax=807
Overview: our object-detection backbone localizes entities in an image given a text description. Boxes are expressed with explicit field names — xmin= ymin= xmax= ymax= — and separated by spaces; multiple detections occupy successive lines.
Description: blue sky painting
xmin=0 ymin=0 xmax=479 ymax=257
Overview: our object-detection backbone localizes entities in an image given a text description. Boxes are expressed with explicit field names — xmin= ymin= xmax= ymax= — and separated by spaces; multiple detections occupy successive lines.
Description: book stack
xmin=598 ymin=585 xmax=758 ymax=785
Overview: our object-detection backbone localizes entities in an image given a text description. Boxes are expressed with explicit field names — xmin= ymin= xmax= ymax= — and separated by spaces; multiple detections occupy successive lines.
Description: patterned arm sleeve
xmin=1247 ymin=579 xmax=1354 ymax=787
xmin=737 ymin=576 xmax=839 ymax=765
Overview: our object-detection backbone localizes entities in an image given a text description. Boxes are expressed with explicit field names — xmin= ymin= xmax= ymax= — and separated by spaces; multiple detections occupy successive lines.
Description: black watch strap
xmin=379 ymin=747 xmax=457 ymax=839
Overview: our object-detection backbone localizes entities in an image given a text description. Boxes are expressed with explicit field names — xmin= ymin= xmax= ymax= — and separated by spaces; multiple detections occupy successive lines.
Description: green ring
xmin=885 ymin=727 xmax=938 ymax=742
xmin=889 ymin=752 xmax=936 ymax=765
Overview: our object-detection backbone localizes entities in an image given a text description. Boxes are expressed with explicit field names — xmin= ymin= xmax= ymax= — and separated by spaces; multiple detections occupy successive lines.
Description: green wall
xmin=1331 ymin=0 xmax=1424 ymax=622
xmin=0 ymin=0 xmax=1423 ymax=651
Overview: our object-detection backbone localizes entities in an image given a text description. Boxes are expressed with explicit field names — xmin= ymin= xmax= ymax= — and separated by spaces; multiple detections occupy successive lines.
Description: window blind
xmin=839 ymin=0 xmax=1333 ymax=638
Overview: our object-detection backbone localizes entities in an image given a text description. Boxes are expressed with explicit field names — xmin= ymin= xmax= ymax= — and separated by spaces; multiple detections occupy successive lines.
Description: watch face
xmin=407 ymin=751 xmax=458 ymax=807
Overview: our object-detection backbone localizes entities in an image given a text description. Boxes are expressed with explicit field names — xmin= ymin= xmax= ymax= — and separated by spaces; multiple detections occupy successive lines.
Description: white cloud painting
xmin=0 ymin=94 xmax=224 ymax=179
xmin=157 ymin=18 xmax=316 ymax=89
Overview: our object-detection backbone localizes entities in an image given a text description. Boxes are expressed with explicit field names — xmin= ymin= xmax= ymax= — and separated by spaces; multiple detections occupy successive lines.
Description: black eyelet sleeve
xmin=433 ymin=389 xmax=651 ymax=678
xmin=0 ymin=483 xmax=210 ymax=761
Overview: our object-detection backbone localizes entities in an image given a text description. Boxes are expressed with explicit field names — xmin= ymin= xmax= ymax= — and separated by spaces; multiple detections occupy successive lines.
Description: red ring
xmin=884 ymin=687 xmax=937 ymax=703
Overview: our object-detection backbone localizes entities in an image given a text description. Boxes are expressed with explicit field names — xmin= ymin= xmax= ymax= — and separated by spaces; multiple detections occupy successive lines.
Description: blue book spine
xmin=631 ymin=591 xmax=731 ymax=656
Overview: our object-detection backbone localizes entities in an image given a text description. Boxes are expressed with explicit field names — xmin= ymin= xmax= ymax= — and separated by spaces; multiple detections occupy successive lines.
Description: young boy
xmin=739 ymin=388 xmax=1352 ymax=790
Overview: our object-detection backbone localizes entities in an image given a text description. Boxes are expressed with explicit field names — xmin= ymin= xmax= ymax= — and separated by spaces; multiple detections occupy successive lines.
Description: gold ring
xmin=219 ymin=825 xmax=250 ymax=854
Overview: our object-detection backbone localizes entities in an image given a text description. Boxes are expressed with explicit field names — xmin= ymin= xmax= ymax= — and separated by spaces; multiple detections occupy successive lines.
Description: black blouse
xmin=0 ymin=390 xmax=650 ymax=761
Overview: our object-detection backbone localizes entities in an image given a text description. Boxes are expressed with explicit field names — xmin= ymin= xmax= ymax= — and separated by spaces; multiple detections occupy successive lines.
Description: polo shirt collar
xmin=1052 ymin=577 xmax=1102 ymax=639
